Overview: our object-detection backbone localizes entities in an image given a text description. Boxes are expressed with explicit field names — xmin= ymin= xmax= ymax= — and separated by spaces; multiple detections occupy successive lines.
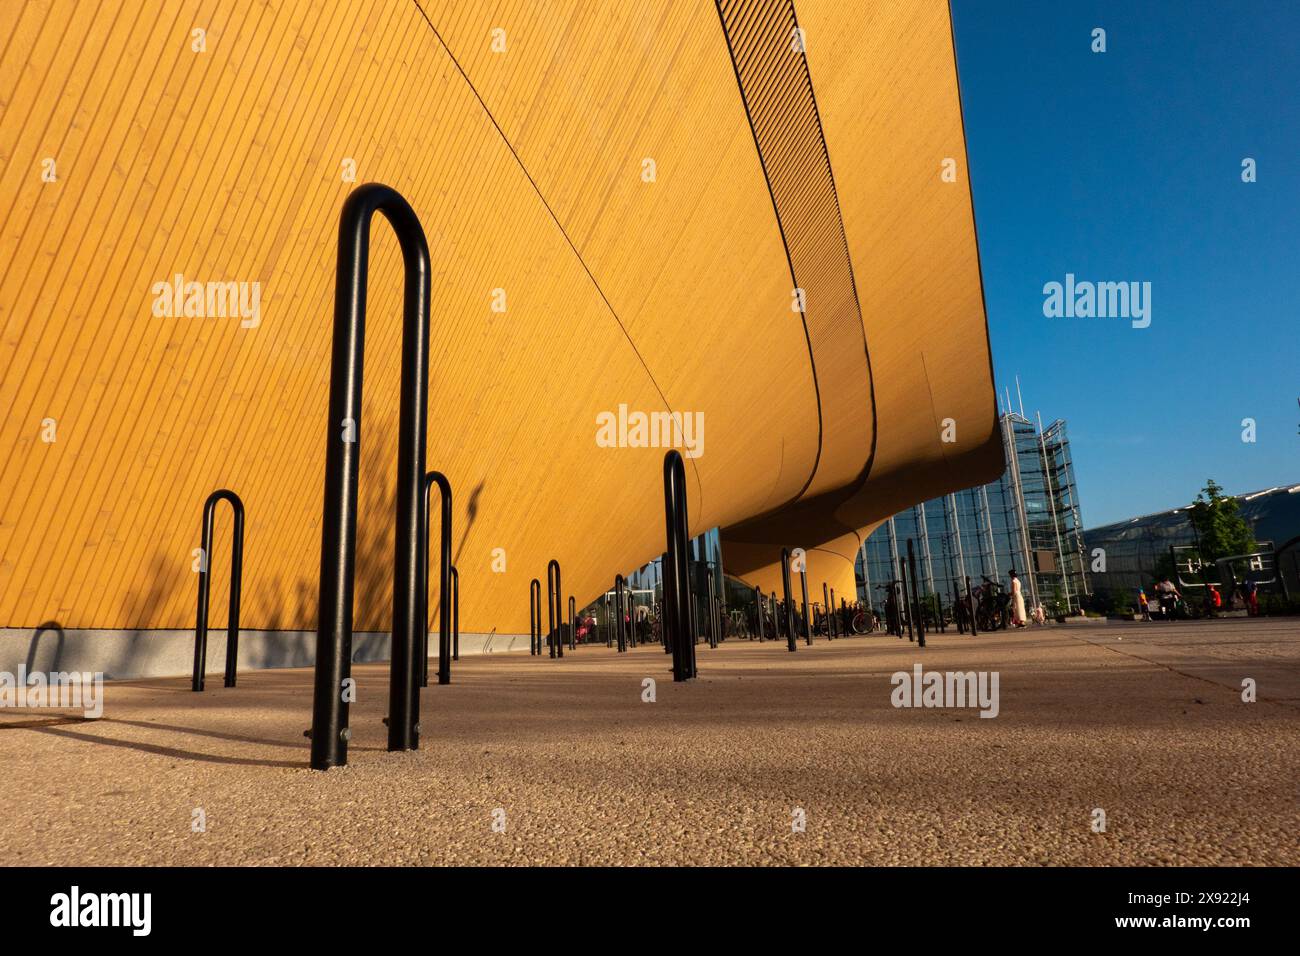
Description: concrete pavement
xmin=0 ymin=617 xmax=1295 ymax=865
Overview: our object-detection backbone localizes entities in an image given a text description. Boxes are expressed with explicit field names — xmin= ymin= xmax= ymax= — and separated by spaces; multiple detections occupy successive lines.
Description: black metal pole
xmin=568 ymin=595 xmax=576 ymax=651
xmin=954 ymin=577 xmax=964 ymax=634
xmin=628 ymin=584 xmax=638 ymax=648
xmin=530 ymin=578 xmax=541 ymax=655
xmin=754 ymin=585 xmax=764 ymax=641
xmin=422 ymin=471 xmax=452 ymax=687
xmin=822 ymin=582 xmax=830 ymax=638
xmin=311 ymin=183 xmax=430 ymax=770
xmin=451 ymin=565 xmax=459 ymax=660
xmin=908 ymin=539 xmax=926 ymax=648
xmin=663 ymin=451 xmax=696 ymax=681
xmin=615 ymin=574 xmax=627 ymax=652
xmin=967 ymin=576 xmax=978 ymax=636
xmin=799 ymin=568 xmax=812 ymax=645
xmin=193 ymin=489 xmax=244 ymax=691
xmin=896 ymin=580 xmax=906 ymax=637
xmin=900 ymin=558 xmax=914 ymax=641
xmin=547 ymin=559 xmax=562 ymax=659
xmin=780 ymin=548 xmax=797 ymax=652
xmin=829 ymin=588 xmax=838 ymax=639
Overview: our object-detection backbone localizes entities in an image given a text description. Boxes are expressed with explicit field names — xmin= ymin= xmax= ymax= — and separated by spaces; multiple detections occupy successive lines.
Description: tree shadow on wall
xmin=352 ymin=405 xmax=398 ymax=639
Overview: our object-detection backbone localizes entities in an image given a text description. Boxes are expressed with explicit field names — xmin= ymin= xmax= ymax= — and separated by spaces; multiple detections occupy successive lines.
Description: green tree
xmin=1188 ymin=479 xmax=1255 ymax=564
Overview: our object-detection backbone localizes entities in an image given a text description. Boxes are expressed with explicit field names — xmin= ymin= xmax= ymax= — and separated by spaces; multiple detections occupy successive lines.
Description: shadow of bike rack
xmin=192 ymin=489 xmax=244 ymax=692
xmin=309 ymin=183 xmax=432 ymax=770
xmin=422 ymin=471 xmax=453 ymax=686
xmin=530 ymin=578 xmax=542 ymax=656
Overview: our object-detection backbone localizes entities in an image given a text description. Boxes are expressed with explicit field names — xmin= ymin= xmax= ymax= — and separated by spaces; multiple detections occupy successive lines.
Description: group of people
xmin=1135 ymin=574 xmax=1261 ymax=620
xmin=1136 ymin=578 xmax=1183 ymax=620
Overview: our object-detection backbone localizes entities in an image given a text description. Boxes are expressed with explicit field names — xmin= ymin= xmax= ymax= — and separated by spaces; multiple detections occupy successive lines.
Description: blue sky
xmin=950 ymin=0 xmax=1298 ymax=527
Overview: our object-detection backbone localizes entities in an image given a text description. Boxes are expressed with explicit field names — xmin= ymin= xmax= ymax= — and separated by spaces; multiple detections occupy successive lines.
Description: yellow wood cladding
xmin=0 ymin=0 xmax=996 ymax=635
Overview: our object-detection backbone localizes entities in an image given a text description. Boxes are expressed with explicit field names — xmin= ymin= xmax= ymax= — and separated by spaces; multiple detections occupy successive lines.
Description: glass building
xmin=1083 ymin=484 xmax=1300 ymax=600
xmin=857 ymin=411 xmax=1089 ymax=615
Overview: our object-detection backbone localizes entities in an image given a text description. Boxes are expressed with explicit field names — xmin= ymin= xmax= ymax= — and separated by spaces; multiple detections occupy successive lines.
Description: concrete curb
xmin=0 ymin=626 xmax=531 ymax=682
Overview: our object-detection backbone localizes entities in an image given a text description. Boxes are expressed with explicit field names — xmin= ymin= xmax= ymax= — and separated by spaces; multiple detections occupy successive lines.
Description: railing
xmin=547 ymin=559 xmax=563 ymax=659
xmin=422 ymin=471 xmax=453 ymax=686
xmin=310 ymin=183 xmax=432 ymax=770
xmin=530 ymin=578 xmax=542 ymax=655
xmin=192 ymin=489 xmax=244 ymax=692
xmin=662 ymin=451 xmax=696 ymax=681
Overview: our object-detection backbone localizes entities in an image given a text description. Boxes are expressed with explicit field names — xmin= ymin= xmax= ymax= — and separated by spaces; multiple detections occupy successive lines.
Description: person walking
xmin=1243 ymin=574 xmax=1260 ymax=616
xmin=1137 ymin=587 xmax=1151 ymax=621
xmin=1009 ymin=569 xmax=1027 ymax=627
xmin=1155 ymin=577 xmax=1180 ymax=619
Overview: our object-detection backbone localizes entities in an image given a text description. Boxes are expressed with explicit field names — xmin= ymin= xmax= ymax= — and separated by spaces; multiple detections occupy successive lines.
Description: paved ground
xmin=1 ymin=617 xmax=1296 ymax=866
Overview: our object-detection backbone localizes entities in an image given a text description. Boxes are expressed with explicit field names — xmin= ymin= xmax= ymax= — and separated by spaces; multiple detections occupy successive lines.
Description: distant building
xmin=857 ymin=411 xmax=1089 ymax=613
xmin=1084 ymin=484 xmax=1300 ymax=599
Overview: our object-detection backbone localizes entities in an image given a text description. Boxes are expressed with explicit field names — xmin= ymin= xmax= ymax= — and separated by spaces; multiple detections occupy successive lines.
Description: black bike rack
xmin=422 ymin=471 xmax=453 ymax=686
xmin=899 ymin=558 xmax=914 ymax=641
xmin=752 ymin=585 xmax=764 ymax=641
xmin=705 ymin=566 xmax=720 ymax=649
xmin=830 ymin=587 xmax=839 ymax=639
xmin=799 ymin=568 xmax=812 ymax=645
xmin=192 ymin=489 xmax=244 ymax=692
xmin=780 ymin=548 xmax=797 ymax=652
xmin=907 ymin=539 xmax=926 ymax=647
xmin=821 ymin=583 xmax=830 ymax=638
xmin=604 ymin=589 xmax=613 ymax=648
xmin=568 ymin=595 xmax=576 ymax=651
xmin=451 ymin=565 xmax=460 ymax=660
xmin=547 ymin=559 xmax=563 ymax=659
xmin=627 ymin=578 xmax=636 ymax=649
xmin=966 ymin=576 xmax=979 ymax=636
xmin=310 ymin=183 xmax=431 ymax=770
xmin=613 ymin=574 xmax=627 ymax=652
xmin=530 ymin=578 xmax=542 ymax=655
xmin=662 ymin=451 xmax=697 ymax=681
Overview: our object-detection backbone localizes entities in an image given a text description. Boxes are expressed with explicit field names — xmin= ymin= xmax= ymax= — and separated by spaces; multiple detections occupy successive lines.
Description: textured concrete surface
xmin=0 ymin=618 xmax=1295 ymax=866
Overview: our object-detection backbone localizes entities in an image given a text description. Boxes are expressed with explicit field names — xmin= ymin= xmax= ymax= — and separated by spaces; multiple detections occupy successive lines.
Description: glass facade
xmin=578 ymin=528 xmax=726 ymax=644
xmin=857 ymin=412 xmax=1089 ymax=615
xmin=1084 ymin=484 xmax=1300 ymax=600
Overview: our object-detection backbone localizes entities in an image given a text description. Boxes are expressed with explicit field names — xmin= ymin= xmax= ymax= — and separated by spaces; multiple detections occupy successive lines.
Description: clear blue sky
xmin=950 ymin=0 xmax=1298 ymax=528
